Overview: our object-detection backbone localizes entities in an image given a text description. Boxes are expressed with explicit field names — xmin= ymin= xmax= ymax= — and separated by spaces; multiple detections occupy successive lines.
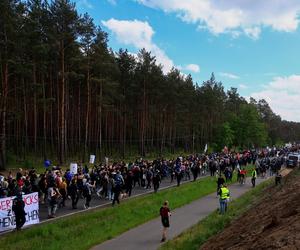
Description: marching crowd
xmin=0 ymin=147 xmax=289 ymax=220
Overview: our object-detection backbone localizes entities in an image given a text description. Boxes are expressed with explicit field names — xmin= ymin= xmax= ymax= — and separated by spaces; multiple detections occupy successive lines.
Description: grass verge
xmin=1 ymin=165 xmax=254 ymax=250
xmin=160 ymin=178 xmax=273 ymax=250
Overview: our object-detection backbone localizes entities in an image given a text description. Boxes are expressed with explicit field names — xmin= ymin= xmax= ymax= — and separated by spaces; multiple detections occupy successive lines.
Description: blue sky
xmin=74 ymin=0 xmax=300 ymax=122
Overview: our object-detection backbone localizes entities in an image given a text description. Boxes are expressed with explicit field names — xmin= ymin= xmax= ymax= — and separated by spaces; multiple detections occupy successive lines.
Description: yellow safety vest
xmin=220 ymin=187 xmax=230 ymax=200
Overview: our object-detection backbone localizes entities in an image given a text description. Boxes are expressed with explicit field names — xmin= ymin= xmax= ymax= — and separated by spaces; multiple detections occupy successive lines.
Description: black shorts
xmin=161 ymin=217 xmax=170 ymax=228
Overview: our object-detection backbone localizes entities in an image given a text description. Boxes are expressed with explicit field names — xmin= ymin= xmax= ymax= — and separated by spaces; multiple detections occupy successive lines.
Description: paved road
xmin=0 ymin=174 xmax=206 ymax=235
xmin=38 ymin=175 xmax=206 ymax=222
xmin=91 ymin=176 xmax=270 ymax=250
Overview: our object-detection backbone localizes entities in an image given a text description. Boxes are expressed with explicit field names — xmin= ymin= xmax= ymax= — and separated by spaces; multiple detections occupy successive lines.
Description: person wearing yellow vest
xmin=251 ymin=168 xmax=257 ymax=187
xmin=218 ymin=184 xmax=230 ymax=214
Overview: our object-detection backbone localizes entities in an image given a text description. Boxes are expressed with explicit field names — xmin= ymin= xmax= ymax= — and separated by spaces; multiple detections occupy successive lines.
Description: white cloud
xmin=250 ymin=75 xmax=300 ymax=122
xmin=136 ymin=0 xmax=300 ymax=39
xmin=244 ymin=27 xmax=261 ymax=40
xmin=239 ymin=84 xmax=248 ymax=89
xmin=186 ymin=64 xmax=200 ymax=73
xmin=219 ymin=72 xmax=240 ymax=79
xmin=102 ymin=18 xmax=174 ymax=73
xmin=77 ymin=0 xmax=93 ymax=9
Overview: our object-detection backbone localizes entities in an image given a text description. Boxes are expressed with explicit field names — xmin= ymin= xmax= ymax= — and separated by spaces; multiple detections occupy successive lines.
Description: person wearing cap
xmin=12 ymin=192 xmax=26 ymax=230
xmin=218 ymin=183 xmax=230 ymax=214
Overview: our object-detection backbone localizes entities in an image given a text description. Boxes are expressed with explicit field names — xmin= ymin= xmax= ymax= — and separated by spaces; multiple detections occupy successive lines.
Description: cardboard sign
xmin=70 ymin=163 xmax=78 ymax=175
xmin=89 ymin=155 xmax=95 ymax=164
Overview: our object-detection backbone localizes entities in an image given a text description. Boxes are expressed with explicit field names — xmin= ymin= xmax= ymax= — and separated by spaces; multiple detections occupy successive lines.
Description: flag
xmin=204 ymin=144 xmax=208 ymax=153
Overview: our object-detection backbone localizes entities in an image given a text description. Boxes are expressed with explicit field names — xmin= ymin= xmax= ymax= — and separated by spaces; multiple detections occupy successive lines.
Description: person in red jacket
xmin=160 ymin=200 xmax=171 ymax=242
xmin=239 ymin=168 xmax=247 ymax=184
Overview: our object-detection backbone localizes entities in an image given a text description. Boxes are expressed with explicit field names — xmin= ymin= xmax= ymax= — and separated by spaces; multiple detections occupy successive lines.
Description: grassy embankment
xmin=1 ymin=166 xmax=254 ymax=250
xmin=160 ymin=177 xmax=274 ymax=250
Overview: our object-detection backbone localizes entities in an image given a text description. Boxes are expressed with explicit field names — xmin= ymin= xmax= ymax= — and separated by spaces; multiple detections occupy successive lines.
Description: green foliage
xmin=160 ymin=178 xmax=273 ymax=250
xmin=1 ymin=0 xmax=299 ymax=170
xmin=215 ymin=122 xmax=234 ymax=151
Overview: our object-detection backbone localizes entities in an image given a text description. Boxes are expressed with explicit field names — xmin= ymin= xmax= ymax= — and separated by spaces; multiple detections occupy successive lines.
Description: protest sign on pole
xmin=105 ymin=157 xmax=108 ymax=165
xmin=0 ymin=192 xmax=39 ymax=232
xmin=70 ymin=163 xmax=78 ymax=175
xmin=89 ymin=155 xmax=95 ymax=164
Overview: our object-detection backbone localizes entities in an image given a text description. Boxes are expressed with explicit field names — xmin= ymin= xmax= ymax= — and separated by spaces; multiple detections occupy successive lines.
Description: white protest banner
xmin=89 ymin=155 xmax=95 ymax=164
xmin=70 ymin=163 xmax=78 ymax=175
xmin=105 ymin=157 xmax=109 ymax=165
xmin=0 ymin=192 xmax=39 ymax=232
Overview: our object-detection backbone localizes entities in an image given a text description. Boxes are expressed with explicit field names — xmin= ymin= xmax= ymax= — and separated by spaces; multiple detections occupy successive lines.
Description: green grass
xmin=160 ymin=178 xmax=273 ymax=250
xmin=0 ymin=165 xmax=254 ymax=250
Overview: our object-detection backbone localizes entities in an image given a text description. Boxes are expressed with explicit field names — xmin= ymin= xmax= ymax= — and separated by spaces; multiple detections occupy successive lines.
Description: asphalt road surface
xmin=39 ymin=174 xmax=208 ymax=222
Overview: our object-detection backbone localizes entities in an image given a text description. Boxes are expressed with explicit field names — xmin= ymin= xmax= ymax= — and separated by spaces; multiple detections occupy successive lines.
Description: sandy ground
xmin=201 ymin=168 xmax=300 ymax=250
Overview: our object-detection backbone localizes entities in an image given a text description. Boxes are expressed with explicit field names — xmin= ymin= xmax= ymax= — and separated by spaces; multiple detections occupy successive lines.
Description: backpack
xmin=82 ymin=184 xmax=90 ymax=197
xmin=115 ymin=175 xmax=124 ymax=187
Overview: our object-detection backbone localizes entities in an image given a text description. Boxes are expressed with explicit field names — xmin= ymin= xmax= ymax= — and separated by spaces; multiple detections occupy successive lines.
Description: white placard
xmin=0 ymin=192 xmax=39 ymax=232
xmin=105 ymin=157 xmax=109 ymax=165
xmin=89 ymin=155 xmax=95 ymax=164
xmin=70 ymin=163 xmax=78 ymax=175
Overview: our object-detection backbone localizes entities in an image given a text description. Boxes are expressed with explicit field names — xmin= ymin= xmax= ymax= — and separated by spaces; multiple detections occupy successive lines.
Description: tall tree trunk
xmin=59 ymin=41 xmax=65 ymax=164
xmin=42 ymin=76 xmax=47 ymax=158
xmin=0 ymin=63 xmax=8 ymax=170
xmin=33 ymin=64 xmax=37 ymax=153
xmin=50 ymin=71 xmax=54 ymax=154
xmin=122 ymin=111 xmax=126 ymax=159
xmin=140 ymin=78 xmax=146 ymax=157
xmin=84 ymin=67 xmax=90 ymax=162
xmin=78 ymin=86 xmax=81 ymax=151
xmin=22 ymin=77 xmax=29 ymax=157
xmin=160 ymin=109 xmax=166 ymax=157
xmin=98 ymin=80 xmax=103 ymax=159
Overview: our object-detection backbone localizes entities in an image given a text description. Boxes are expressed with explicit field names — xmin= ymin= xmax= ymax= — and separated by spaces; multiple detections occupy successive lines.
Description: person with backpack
xmin=107 ymin=174 xmax=115 ymax=200
xmin=160 ymin=200 xmax=171 ymax=242
xmin=12 ymin=192 xmax=26 ymax=230
xmin=83 ymin=178 xmax=95 ymax=209
xmin=112 ymin=171 xmax=124 ymax=206
xmin=47 ymin=181 xmax=61 ymax=218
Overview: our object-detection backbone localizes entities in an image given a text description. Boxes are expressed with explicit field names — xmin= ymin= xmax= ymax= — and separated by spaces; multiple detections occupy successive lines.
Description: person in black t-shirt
xmin=12 ymin=192 xmax=26 ymax=230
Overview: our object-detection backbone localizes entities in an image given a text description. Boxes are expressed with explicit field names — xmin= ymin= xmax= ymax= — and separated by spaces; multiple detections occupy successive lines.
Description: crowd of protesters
xmin=0 ymin=145 xmax=294 ymax=219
